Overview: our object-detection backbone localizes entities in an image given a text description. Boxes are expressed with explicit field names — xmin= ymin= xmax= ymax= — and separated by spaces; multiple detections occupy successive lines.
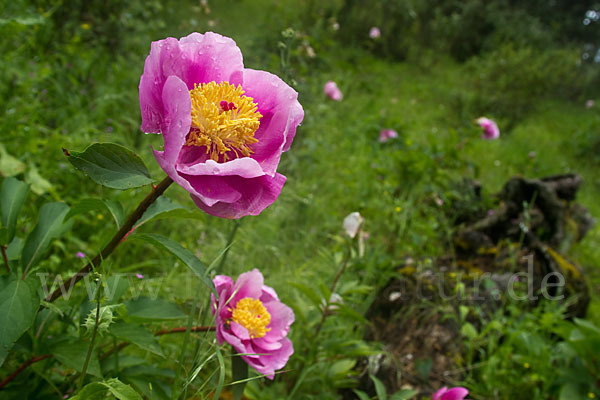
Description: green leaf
xmin=134 ymin=197 xmax=185 ymax=229
xmin=558 ymin=383 xmax=587 ymax=400
xmin=66 ymin=198 xmax=124 ymax=228
xmin=0 ymin=277 xmax=40 ymax=367
xmin=133 ymin=233 xmax=216 ymax=298
xmin=5 ymin=236 xmax=23 ymax=260
xmin=105 ymin=274 xmax=130 ymax=304
xmin=71 ymin=379 xmax=142 ymax=400
xmin=329 ymin=359 xmax=357 ymax=378
xmin=460 ymin=322 xmax=478 ymax=340
xmin=414 ymin=357 xmax=432 ymax=382
xmin=390 ymin=389 xmax=418 ymax=400
xmin=0 ymin=177 xmax=29 ymax=244
xmin=21 ymin=202 xmax=69 ymax=273
xmin=353 ymin=390 xmax=371 ymax=400
xmin=25 ymin=164 xmax=52 ymax=195
xmin=104 ymin=199 xmax=125 ymax=228
xmin=68 ymin=143 xmax=152 ymax=189
xmin=69 ymin=382 xmax=108 ymax=400
xmin=110 ymin=321 xmax=163 ymax=357
xmin=370 ymin=374 xmax=387 ymax=400
xmin=232 ymin=352 xmax=249 ymax=400
xmin=124 ymin=297 xmax=186 ymax=321
xmin=0 ymin=144 xmax=25 ymax=177
xmin=102 ymin=377 xmax=143 ymax=400
xmin=50 ymin=340 xmax=102 ymax=378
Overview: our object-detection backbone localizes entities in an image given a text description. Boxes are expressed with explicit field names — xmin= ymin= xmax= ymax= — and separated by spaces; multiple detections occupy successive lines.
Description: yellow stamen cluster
xmin=230 ymin=297 xmax=271 ymax=339
xmin=186 ymin=81 xmax=262 ymax=162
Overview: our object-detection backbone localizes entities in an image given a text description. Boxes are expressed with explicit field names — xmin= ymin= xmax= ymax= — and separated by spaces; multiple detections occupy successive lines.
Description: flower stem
xmin=313 ymin=247 xmax=352 ymax=339
xmin=216 ymin=220 xmax=241 ymax=274
xmin=45 ymin=176 xmax=173 ymax=302
xmin=78 ymin=278 xmax=102 ymax=391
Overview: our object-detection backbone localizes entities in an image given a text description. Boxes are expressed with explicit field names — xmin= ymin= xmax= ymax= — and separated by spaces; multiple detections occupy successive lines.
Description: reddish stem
xmin=0 ymin=354 xmax=51 ymax=389
xmin=44 ymin=176 xmax=173 ymax=302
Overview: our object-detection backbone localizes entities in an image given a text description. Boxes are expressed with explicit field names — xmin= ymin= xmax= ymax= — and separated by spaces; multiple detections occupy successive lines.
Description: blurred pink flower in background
xmin=379 ymin=129 xmax=398 ymax=143
xmin=528 ymin=151 xmax=536 ymax=159
xmin=76 ymin=252 xmax=85 ymax=259
xmin=135 ymin=273 xmax=144 ymax=279
xmin=139 ymin=32 xmax=304 ymax=219
xmin=432 ymin=386 xmax=469 ymax=400
xmin=369 ymin=27 xmax=381 ymax=39
xmin=324 ymin=81 xmax=343 ymax=101
xmin=586 ymin=99 xmax=595 ymax=108
xmin=212 ymin=269 xmax=294 ymax=379
xmin=475 ymin=117 xmax=500 ymax=140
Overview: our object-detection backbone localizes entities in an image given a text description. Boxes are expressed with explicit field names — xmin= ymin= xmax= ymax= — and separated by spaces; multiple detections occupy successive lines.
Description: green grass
xmin=1 ymin=0 xmax=599 ymax=399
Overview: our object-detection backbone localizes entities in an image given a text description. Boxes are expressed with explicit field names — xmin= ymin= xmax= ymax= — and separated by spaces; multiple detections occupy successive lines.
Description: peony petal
xmin=175 ymin=32 xmax=244 ymax=89
xmin=242 ymin=69 xmax=304 ymax=175
xmin=252 ymin=336 xmax=282 ymax=351
xmin=442 ymin=387 xmax=469 ymax=400
xmin=177 ymin=157 xmax=266 ymax=179
xmin=232 ymin=269 xmax=264 ymax=302
xmin=432 ymin=387 xmax=448 ymax=400
xmin=191 ymin=173 xmax=286 ymax=219
xmin=252 ymin=337 xmax=294 ymax=380
xmin=139 ymin=37 xmax=182 ymax=133
xmin=263 ymin=301 xmax=294 ymax=342
xmin=230 ymin=321 xmax=251 ymax=341
xmin=260 ymin=284 xmax=279 ymax=303
xmin=161 ymin=76 xmax=192 ymax=165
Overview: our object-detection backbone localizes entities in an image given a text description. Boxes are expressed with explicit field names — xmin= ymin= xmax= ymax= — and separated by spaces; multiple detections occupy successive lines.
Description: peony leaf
xmin=133 ymin=233 xmax=216 ymax=298
xmin=124 ymin=297 xmax=186 ymax=321
xmin=50 ymin=340 xmax=103 ymax=378
xmin=0 ymin=277 xmax=40 ymax=367
xmin=101 ymin=378 xmax=143 ymax=400
xmin=21 ymin=202 xmax=70 ymax=274
xmin=0 ymin=177 xmax=29 ymax=244
xmin=67 ymin=143 xmax=153 ymax=189
xmin=109 ymin=321 xmax=164 ymax=357
xmin=66 ymin=198 xmax=124 ymax=228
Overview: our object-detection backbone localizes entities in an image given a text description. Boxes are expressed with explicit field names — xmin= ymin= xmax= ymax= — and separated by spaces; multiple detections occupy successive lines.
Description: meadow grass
xmin=1 ymin=0 xmax=599 ymax=398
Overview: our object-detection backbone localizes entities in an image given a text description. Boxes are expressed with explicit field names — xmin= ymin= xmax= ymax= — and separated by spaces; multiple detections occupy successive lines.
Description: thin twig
xmin=78 ymin=279 xmax=102 ymax=390
xmin=45 ymin=176 xmax=173 ymax=302
xmin=313 ymin=247 xmax=352 ymax=339
xmin=0 ymin=354 xmax=51 ymax=389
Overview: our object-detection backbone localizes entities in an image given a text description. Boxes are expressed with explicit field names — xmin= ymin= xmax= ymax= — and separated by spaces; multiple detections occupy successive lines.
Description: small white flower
xmin=343 ymin=212 xmax=364 ymax=238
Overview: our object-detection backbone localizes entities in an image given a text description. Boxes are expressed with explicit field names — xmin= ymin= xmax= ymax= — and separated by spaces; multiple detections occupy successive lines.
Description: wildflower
xmin=528 ymin=151 xmax=536 ymax=159
xmin=343 ymin=212 xmax=364 ymax=238
xmin=139 ymin=32 xmax=304 ymax=218
xmin=369 ymin=27 xmax=381 ymax=39
xmin=76 ymin=252 xmax=85 ymax=259
xmin=379 ymin=129 xmax=398 ymax=143
xmin=432 ymin=386 xmax=469 ymax=400
xmin=212 ymin=269 xmax=294 ymax=379
xmin=586 ymin=99 xmax=594 ymax=108
xmin=135 ymin=273 xmax=144 ymax=279
xmin=475 ymin=117 xmax=500 ymax=140
xmin=324 ymin=81 xmax=343 ymax=101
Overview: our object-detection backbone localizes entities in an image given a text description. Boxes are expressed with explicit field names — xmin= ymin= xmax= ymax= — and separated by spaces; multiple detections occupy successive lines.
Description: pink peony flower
xmin=369 ymin=27 xmax=381 ymax=39
xmin=432 ymin=386 xmax=469 ymax=400
xmin=76 ymin=252 xmax=85 ymax=259
xmin=324 ymin=81 xmax=343 ymax=101
xmin=379 ymin=129 xmax=398 ymax=143
xmin=139 ymin=32 xmax=304 ymax=219
xmin=475 ymin=117 xmax=500 ymax=140
xmin=211 ymin=269 xmax=294 ymax=379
